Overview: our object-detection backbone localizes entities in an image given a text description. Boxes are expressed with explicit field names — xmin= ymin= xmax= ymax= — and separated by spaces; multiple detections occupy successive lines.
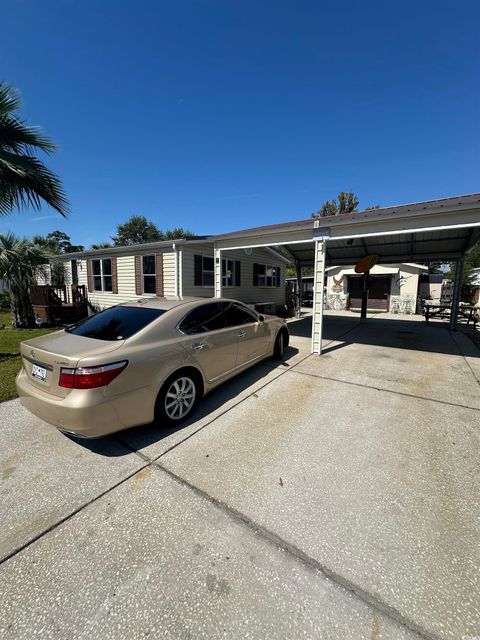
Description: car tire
xmin=155 ymin=371 xmax=200 ymax=426
xmin=272 ymin=330 xmax=286 ymax=360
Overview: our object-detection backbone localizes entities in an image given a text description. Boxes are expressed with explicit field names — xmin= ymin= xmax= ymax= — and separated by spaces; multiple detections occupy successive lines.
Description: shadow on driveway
xmin=67 ymin=344 xmax=302 ymax=458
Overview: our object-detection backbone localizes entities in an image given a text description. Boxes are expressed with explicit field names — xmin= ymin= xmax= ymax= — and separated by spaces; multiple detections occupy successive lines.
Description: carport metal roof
xmin=213 ymin=193 xmax=480 ymax=266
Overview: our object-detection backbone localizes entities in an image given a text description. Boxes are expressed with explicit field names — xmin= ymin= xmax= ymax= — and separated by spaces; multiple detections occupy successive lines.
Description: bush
xmin=0 ymin=289 xmax=11 ymax=311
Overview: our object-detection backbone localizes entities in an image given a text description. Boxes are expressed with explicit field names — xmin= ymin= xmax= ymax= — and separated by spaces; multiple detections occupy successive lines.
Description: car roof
xmin=119 ymin=296 xmax=243 ymax=311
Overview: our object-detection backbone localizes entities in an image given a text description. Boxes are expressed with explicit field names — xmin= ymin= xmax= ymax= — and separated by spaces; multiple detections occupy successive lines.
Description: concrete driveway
xmin=1 ymin=313 xmax=479 ymax=640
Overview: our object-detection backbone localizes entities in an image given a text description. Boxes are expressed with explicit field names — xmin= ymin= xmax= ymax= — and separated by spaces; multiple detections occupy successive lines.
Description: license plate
xmin=31 ymin=364 xmax=47 ymax=381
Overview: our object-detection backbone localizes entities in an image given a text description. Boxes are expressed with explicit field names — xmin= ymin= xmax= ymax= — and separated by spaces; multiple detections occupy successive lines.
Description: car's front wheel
xmin=155 ymin=372 xmax=200 ymax=425
xmin=273 ymin=330 xmax=287 ymax=360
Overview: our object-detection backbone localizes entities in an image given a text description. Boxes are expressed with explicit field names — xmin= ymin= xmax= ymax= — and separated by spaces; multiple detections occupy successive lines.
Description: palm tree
xmin=0 ymin=83 xmax=69 ymax=217
xmin=0 ymin=232 xmax=48 ymax=327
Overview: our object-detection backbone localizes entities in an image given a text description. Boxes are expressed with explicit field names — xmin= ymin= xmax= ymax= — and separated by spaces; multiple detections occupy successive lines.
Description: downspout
xmin=173 ymin=244 xmax=180 ymax=299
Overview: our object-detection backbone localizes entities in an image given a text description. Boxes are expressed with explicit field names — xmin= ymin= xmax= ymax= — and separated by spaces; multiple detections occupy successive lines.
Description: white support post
xmin=311 ymin=240 xmax=327 ymax=354
xmin=449 ymin=257 xmax=464 ymax=331
xmin=177 ymin=249 xmax=183 ymax=298
xmin=214 ymin=245 xmax=222 ymax=298
xmin=173 ymin=243 xmax=180 ymax=299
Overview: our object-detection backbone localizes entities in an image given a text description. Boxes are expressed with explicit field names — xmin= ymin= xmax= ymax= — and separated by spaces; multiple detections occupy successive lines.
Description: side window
xmin=142 ymin=255 xmax=156 ymax=294
xmin=179 ymin=302 xmax=226 ymax=335
xmin=202 ymin=257 xmax=214 ymax=286
xmin=222 ymin=302 xmax=257 ymax=327
xmin=92 ymin=258 xmax=112 ymax=291
xmin=92 ymin=259 xmax=102 ymax=291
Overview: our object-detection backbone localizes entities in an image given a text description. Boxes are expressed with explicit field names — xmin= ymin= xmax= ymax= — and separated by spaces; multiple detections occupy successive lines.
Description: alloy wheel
xmin=164 ymin=376 xmax=196 ymax=420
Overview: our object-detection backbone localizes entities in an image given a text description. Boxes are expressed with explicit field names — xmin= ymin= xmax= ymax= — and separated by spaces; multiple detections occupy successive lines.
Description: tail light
xmin=59 ymin=361 xmax=128 ymax=389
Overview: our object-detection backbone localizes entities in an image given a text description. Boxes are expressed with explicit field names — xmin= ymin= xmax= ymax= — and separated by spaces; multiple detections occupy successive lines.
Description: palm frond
xmin=0 ymin=115 xmax=57 ymax=154
xmin=0 ymin=154 xmax=69 ymax=217
xmin=0 ymin=82 xmax=69 ymax=218
xmin=0 ymin=83 xmax=21 ymax=117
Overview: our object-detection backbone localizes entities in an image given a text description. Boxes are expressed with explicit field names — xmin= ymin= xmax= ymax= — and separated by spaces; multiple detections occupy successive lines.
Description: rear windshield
xmin=66 ymin=306 xmax=166 ymax=341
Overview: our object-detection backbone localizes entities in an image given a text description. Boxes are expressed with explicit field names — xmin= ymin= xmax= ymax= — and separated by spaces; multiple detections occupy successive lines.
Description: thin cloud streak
xmin=28 ymin=215 xmax=59 ymax=222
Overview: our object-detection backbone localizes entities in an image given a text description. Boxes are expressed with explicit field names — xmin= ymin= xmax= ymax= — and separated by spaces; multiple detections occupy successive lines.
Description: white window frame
xmin=92 ymin=258 xmax=113 ymax=292
xmin=201 ymin=255 xmax=215 ymax=287
xmin=255 ymin=263 xmax=279 ymax=288
xmin=141 ymin=254 xmax=157 ymax=295
xmin=222 ymin=258 xmax=238 ymax=287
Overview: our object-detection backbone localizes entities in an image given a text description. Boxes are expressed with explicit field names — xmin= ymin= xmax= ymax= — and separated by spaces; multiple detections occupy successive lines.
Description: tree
xmin=0 ymin=83 xmax=69 ymax=218
xmin=0 ymin=232 xmax=48 ymax=327
xmin=112 ymin=215 xmax=163 ymax=246
xmin=46 ymin=230 xmax=84 ymax=253
xmin=112 ymin=215 xmax=195 ymax=246
xmin=34 ymin=230 xmax=84 ymax=254
xmin=164 ymin=227 xmax=195 ymax=240
xmin=312 ymin=191 xmax=360 ymax=218
xmin=91 ymin=242 xmax=112 ymax=250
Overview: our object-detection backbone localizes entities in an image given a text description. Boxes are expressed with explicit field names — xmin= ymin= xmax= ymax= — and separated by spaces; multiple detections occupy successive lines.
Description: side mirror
xmin=258 ymin=314 xmax=265 ymax=322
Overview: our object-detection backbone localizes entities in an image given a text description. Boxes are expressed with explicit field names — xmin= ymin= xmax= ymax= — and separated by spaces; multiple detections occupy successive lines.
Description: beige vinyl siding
xmin=181 ymin=245 xmax=286 ymax=304
xmin=181 ymin=244 xmax=215 ymax=298
xmin=35 ymin=264 xmax=52 ymax=285
xmin=76 ymin=256 xmax=136 ymax=310
xmin=222 ymin=248 xmax=286 ymax=305
xmin=75 ymin=249 xmax=176 ymax=310
xmin=63 ymin=261 xmax=73 ymax=287
xmin=162 ymin=250 xmax=177 ymax=297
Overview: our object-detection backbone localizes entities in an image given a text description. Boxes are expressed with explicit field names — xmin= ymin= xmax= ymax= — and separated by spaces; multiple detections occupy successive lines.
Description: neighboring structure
xmin=55 ymin=238 xmax=289 ymax=313
xmin=470 ymin=267 xmax=480 ymax=305
xmin=325 ymin=263 xmax=428 ymax=313
xmin=288 ymin=264 xmax=432 ymax=313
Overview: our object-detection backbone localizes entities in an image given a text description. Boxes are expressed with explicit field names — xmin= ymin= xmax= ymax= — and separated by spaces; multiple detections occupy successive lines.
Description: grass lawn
xmin=0 ymin=316 xmax=55 ymax=402
xmin=0 ymin=310 xmax=11 ymax=327
xmin=0 ymin=357 xmax=23 ymax=403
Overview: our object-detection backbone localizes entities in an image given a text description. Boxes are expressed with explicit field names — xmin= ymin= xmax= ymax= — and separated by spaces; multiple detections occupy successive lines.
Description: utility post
xmin=296 ymin=258 xmax=303 ymax=319
xmin=360 ymin=270 xmax=370 ymax=321
xmin=449 ymin=257 xmax=464 ymax=331
xmin=214 ymin=244 xmax=222 ymax=298
xmin=311 ymin=240 xmax=327 ymax=354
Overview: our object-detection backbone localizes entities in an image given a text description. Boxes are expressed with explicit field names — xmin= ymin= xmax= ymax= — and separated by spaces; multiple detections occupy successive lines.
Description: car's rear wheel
xmin=155 ymin=372 xmax=200 ymax=425
xmin=273 ymin=330 xmax=286 ymax=360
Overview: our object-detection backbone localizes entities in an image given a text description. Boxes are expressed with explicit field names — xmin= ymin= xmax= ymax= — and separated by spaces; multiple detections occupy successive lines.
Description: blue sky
xmin=1 ymin=0 xmax=479 ymax=248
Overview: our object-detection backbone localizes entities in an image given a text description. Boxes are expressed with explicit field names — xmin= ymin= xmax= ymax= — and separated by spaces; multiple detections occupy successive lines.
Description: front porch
xmin=30 ymin=284 xmax=90 ymax=326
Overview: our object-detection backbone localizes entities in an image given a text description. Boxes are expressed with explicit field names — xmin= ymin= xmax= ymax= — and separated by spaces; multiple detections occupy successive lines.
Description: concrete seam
xmin=151 ymin=459 xmax=441 ymax=640
xmin=290 ymin=369 xmax=480 ymax=412
xmin=0 ymin=460 xmax=152 ymax=566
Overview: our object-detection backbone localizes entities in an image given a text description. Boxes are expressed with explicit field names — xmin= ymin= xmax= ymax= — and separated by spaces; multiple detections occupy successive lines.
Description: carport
xmin=212 ymin=193 xmax=480 ymax=353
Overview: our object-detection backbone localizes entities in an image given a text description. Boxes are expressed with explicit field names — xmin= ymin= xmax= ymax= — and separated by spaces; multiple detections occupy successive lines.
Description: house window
xmin=71 ymin=260 xmax=78 ymax=285
xmin=222 ymin=259 xmax=241 ymax=287
xmin=142 ymin=255 xmax=156 ymax=294
xmin=202 ymin=257 xmax=215 ymax=286
xmin=194 ymin=255 xmax=215 ymax=287
xmin=92 ymin=258 xmax=112 ymax=292
xmin=253 ymin=264 xmax=281 ymax=287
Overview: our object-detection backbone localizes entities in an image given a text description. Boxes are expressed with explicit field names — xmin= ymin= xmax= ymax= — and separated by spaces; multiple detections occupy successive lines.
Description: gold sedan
xmin=16 ymin=297 xmax=289 ymax=438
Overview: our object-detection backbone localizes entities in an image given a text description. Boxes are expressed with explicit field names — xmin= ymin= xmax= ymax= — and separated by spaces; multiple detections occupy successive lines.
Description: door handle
xmin=191 ymin=342 xmax=207 ymax=350
xmin=237 ymin=331 xmax=247 ymax=338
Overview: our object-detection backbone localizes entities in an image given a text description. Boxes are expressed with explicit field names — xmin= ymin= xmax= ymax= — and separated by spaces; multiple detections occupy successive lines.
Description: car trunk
xmin=20 ymin=330 xmax=125 ymax=398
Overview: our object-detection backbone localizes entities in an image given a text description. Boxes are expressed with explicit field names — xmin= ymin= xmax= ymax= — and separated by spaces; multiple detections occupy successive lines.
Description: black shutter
xmin=194 ymin=255 xmax=203 ymax=286
xmin=253 ymin=263 xmax=259 ymax=287
xmin=235 ymin=261 xmax=241 ymax=286
xmin=276 ymin=266 xmax=281 ymax=287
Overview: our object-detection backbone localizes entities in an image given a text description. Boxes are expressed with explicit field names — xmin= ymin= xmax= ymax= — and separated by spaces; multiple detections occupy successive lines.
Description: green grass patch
xmin=0 ymin=327 xmax=55 ymax=355
xmin=0 ymin=324 xmax=56 ymax=402
xmin=0 ymin=310 xmax=11 ymax=327
xmin=0 ymin=356 xmax=22 ymax=403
